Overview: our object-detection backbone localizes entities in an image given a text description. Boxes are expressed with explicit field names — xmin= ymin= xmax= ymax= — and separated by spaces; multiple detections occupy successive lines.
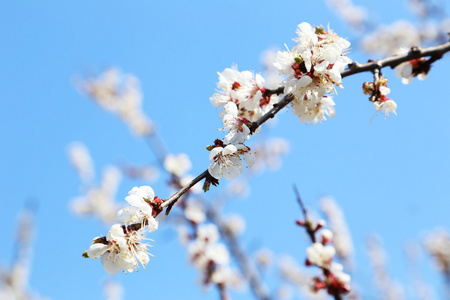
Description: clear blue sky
xmin=0 ymin=1 xmax=449 ymax=299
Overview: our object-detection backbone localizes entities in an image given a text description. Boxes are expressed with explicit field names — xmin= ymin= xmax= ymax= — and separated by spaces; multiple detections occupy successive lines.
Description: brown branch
xmin=341 ymin=41 xmax=450 ymax=78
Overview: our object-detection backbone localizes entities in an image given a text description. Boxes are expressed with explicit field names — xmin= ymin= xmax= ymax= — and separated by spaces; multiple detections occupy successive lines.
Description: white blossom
xmin=164 ymin=153 xmax=192 ymax=177
xmin=208 ymin=145 xmax=243 ymax=180
xmin=116 ymin=186 xmax=159 ymax=232
xmin=306 ymin=243 xmax=335 ymax=267
xmin=274 ymin=23 xmax=351 ymax=124
xmin=222 ymin=102 xmax=251 ymax=144
xmin=87 ymin=224 xmax=152 ymax=274
xmin=184 ymin=198 xmax=206 ymax=223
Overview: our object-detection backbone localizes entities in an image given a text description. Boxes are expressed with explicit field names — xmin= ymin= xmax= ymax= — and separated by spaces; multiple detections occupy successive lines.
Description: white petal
xmin=297 ymin=75 xmax=313 ymax=88
xmin=208 ymin=161 xmax=222 ymax=179
xmin=101 ymin=253 xmax=121 ymax=275
xmin=125 ymin=194 xmax=144 ymax=207
xmin=87 ymin=243 xmax=108 ymax=259
xmin=209 ymin=147 xmax=223 ymax=161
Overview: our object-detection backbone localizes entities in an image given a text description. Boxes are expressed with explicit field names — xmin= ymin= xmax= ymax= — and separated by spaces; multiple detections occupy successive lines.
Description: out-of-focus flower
xmin=423 ymin=228 xmax=450 ymax=274
xmin=221 ymin=214 xmax=246 ymax=236
xmin=67 ymin=142 xmax=94 ymax=183
xmin=164 ymin=153 xmax=192 ymax=177
xmin=184 ymin=198 xmax=206 ymax=224
xmin=320 ymin=197 xmax=354 ymax=268
xmin=75 ymin=68 xmax=153 ymax=136
xmin=70 ymin=165 xmax=122 ymax=224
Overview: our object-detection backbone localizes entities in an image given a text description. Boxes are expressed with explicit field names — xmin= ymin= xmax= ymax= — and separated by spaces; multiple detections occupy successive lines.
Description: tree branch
xmin=341 ymin=41 xmax=450 ymax=78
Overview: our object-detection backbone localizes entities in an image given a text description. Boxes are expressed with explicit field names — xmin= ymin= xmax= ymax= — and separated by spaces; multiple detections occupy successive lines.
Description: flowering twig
xmin=294 ymin=188 xmax=350 ymax=300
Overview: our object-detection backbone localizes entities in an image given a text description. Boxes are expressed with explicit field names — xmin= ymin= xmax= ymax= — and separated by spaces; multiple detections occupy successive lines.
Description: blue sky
xmin=1 ymin=1 xmax=449 ymax=299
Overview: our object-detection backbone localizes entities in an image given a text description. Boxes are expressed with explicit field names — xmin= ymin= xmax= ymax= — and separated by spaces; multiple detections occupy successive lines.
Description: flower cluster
xmin=210 ymin=66 xmax=279 ymax=124
xmin=362 ymin=74 xmax=397 ymax=119
xmin=84 ymin=186 xmax=160 ymax=274
xmin=297 ymin=218 xmax=351 ymax=296
xmin=274 ymin=22 xmax=352 ymax=124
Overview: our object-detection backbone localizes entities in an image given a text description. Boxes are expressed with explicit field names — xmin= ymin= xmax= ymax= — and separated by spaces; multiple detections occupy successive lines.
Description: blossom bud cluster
xmin=84 ymin=186 xmax=160 ymax=274
xmin=362 ymin=74 xmax=397 ymax=118
xmin=274 ymin=22 xmax=352 ymax=124
xmin=299 ymin=218 xmax=351 ymax=295
xmin=76 ymin=68 xmax=153 ymax=136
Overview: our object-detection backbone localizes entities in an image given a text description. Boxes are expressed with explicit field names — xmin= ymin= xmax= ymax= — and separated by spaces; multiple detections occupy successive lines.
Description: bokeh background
xmin=1 ymin=1 xmax=449 ymax=299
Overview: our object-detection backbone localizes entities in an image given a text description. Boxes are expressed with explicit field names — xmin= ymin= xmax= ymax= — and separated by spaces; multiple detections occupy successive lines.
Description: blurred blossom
xmin=221 ymin=214 xmax=246 ymax=237
xmin=68 ymin=142 xmax=95 ymax=183
xmin=252 ymin=138 xmax=290 ymax=173
xmin=225 ymin=180 xmax=251 ymax=199
xmin=103 ymin=279 xmax=124 ymax=300
xmin=120 ymin=163 xmax=159 ymax=182
xmin=423 ymin=228 xmax=450 ymax=274
xmin=75 ymin=68 xmax=153 ymax=136
xmin=276 ymin=284 xmax=293 ymax=300
xmin=70 ymin=165 xmax=123 ymax=224
xmin=278 ymin=255 xmax=326 ymax=300
xmin=184 ymin=198 xmax=206 ymax=224
xmin=362 ymin=21 xmax=421 ymax=55
xmin=177 ymin=225 xmax=191 ymax=246
xmin=325 ymin=0 xmax=368 ymax=30
xmin=187 ymin=223 xmax=235 ymax=287
xmin=164 ymin=153 xmax=192 ymax=177
xmin=0 ymin=209 xmax=48 ymax=300
xmin=260 ymin=47 xmax=282 ymax=89
xmin=366 ymin=235 xmax=405 ymax=300
xmin=255 ymin=248 xmax=273 ymax=268
xmin=320 ymin=196 xmax=354 ymax=269
xmin=361 ymin=20 xmax=448 ymax=56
